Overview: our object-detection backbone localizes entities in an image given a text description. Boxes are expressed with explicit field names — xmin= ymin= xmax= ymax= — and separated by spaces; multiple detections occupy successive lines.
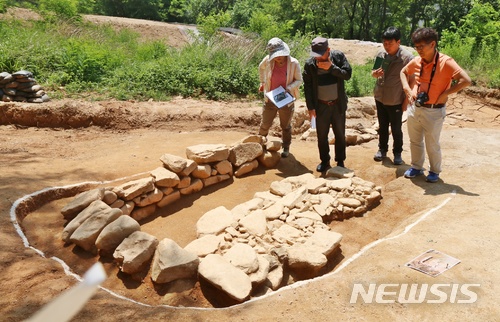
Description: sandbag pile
xmin=0 ymin=70 xmax=50 ymax=103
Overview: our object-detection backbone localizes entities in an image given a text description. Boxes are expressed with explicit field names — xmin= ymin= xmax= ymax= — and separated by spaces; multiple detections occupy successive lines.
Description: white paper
xmin=265 ymin=86 xmax=295 ymax=108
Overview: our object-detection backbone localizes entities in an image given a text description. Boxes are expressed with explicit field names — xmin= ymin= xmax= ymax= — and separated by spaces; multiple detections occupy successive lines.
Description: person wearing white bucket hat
xmin=258 ymin=37 xmax=302 ymax=158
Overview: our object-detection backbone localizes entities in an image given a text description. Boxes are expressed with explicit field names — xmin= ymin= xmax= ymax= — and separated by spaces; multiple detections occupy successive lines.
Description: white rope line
xmin=10 ymin=178 xmax=457 ymax=311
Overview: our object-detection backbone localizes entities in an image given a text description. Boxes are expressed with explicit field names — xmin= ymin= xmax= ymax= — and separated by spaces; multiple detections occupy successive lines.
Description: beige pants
xmin=258 ymin=101 xmax=294 ymax=149
xmin=407 ymin=104 xmax=446 ymax=173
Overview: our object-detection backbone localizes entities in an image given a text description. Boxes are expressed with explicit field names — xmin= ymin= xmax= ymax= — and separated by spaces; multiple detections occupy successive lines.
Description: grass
xmin=0 ymin=14 xmax=497 ymax=103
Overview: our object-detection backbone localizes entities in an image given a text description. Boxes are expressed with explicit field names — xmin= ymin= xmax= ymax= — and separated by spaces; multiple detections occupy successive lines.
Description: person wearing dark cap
xmin=302 ymin=36 xmax=352 ymax=172
xmin=372 ymin=27 xmax=414 ymax=165
xmin=258 ymin=37 xmax=303 ymax=158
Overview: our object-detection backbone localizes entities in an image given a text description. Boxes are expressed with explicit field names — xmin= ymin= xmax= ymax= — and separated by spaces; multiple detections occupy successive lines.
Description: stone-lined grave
xmin=59 ymin=135 xmax=382 ymax=304
xmin=0 ymin=70 xmax=50 ymax=103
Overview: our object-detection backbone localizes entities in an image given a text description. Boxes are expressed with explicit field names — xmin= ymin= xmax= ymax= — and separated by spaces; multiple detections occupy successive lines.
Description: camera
xmin=415 ymin=92 xmax=429 ymax=107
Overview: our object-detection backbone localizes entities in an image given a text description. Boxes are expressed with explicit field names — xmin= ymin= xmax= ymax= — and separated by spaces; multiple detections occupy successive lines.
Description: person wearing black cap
xmin=258 ymin=37 xmax=303 ymax=158
xmin=302 ymin=37 xmax=352 ymax=172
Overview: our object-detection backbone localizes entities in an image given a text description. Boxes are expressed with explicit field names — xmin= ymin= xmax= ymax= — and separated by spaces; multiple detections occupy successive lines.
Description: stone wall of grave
xmin=0 ymin=70 xmax=50 ymax=103
xmin=59 ymin=134 xmax=382 ymax=303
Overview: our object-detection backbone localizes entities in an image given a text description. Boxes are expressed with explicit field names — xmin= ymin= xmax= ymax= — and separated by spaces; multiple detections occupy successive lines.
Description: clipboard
xmin=265 ymin=86 xmax=295 ymax=108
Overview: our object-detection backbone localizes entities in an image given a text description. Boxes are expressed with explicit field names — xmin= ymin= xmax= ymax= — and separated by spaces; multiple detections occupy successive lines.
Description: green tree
xmin=40 ymin=0 xmax=79 ymax=18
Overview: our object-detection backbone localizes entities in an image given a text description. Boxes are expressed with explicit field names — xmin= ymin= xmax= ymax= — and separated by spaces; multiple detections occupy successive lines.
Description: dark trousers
xmin=315 ymin=101 xmax=346 ymax=164
xmin=375 ymin=100 xmax=403 ymax=154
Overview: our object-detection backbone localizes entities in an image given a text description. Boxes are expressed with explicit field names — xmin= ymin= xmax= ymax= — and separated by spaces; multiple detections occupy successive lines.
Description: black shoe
xmin=373 ymin=150 xmax=387 ymax=161
xmin=316 ymin=162 xmax=331 ymax=172
xmin=337 ymin=161 xmax=345 ymax=168
xmin=281 ymin=147 xmax=289 ymax=158
xmin=393 ymin=153 xmax=403 ymax=165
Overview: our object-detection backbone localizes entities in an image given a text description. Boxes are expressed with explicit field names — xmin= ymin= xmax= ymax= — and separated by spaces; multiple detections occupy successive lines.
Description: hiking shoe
xmin=373 ymin=150 xmax=387 ymax=161
xmin=426 ymin=171 xmax=439 ymax=183
xmin=316 ymin=162 xmax=331 ymax=172
xmin=281 ymin=147 xmax=289 ymax=158
xmin=393 ymin=153 xmax=403 ymax=165
xmin=404 ymin=167 xmax=424 ymax=178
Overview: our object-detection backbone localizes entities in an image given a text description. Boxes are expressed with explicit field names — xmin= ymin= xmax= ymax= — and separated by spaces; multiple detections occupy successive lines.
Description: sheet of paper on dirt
xmin=405 ymin=249 xmax=461 ymax=277
xmin=265 ymin=86 xmax=295 ymax=108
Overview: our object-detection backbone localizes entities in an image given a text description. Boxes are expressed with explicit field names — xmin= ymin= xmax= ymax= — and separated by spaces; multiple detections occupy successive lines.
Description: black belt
xmin=318 ymin=99 xmax=338 ymax=106
xmin=420 ymin=103 xmax=445 ymax=108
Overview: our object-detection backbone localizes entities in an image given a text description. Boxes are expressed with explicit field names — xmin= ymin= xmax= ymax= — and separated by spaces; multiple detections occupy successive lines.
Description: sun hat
xmin=310 ymin=37 xmax=329 ymax=57
xmin=266 ymin=38 xmax=290 ymax=61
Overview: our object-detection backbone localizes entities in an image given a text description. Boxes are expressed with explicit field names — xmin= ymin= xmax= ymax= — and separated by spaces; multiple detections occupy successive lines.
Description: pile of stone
xmin=59 ymin=135 xmax=382 ymax=303
xmin=0 ymin=70 xmax=50 ymax=103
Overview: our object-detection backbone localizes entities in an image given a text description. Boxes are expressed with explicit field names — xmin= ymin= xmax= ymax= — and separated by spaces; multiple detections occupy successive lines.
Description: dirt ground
xmin=1 ymin=8 xmax=500 ymax=322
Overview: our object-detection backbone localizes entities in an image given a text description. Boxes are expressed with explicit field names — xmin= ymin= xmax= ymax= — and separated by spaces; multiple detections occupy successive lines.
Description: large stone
xmin=157 ymin=190 xmax=181 ymax=208
xmin=303 ymin=228 xmax=343 ymax=256
xmin=240 ymin=134 xmax=265 ymax=144
xmin=231 ymin=198 xmax=264 ymax=220
xmin=280 ymin=186 xmax=308 ymax=209
xmin=62 ymin=200 xmax=112 ymax=243
xmin=272 ymin=224 xmax=302 ymax=244
xmin=248 ymin=255 xmax=270 ymax=285
xmin=151 ymin=238 xmax=199 ymax=284
xmin=265 ymin=265 xmax=284 ymax=290
xmin=102 ymin=190 xmax=118 ymax=205
xmin=114 ymin=231 xmax=159 ymax=274
xmin=306 ymin=177 xmax=327 ymax=194
xmin=239 ymin=210 xmax=267 ymax=236
xmin=270 ymin=181 xmax=293 ymax=197
xmin=178 ymin=159 xmax=197 ymax=177
xmin=184 ymin=234 xmax=223 ymax=257
xmin=61 ymin=188 xmax=104 ymax=219
xmin=130 ymin=203 xmax=157 ymax=221
xmin=112 ymin=177 xmax=155 ymax=201
xmin=198 ymin=254 xmax=252 ymax=302
xmin=185 ymin=144 xmax=229 ymax=164
xmin=159 ymin=153 xmax=189 ymax=173
xmin=223 ymin=243 xmax=259 ymax=274
xmin=150 ymin=167 xmax=180 ymax=187
xmin=234 ymin=159 xmax=259 ymax=178
xmin=179 ymin=178 xmax=203 ymax=195
xmin=265 ymin=139 xmax=282 ymax=152
xmin=133 ymin=188 xmax=163 ymax=207
xmin=214 ymin=160 xmax=233 ymax=175
xmin=95 ymin=215 xmax=141 ymax=253
xmin=338 ymin=197 xmax=362 ymax=208
xmin=191 ymin=164 xmax=212 ymax=179
xmin=69 ymin=208 xmax=122 ymax=252
xmin=326 ymin=178 xmax=352 ymax=191
xmin=228 ymin=142 xmax=263 ymax=167
xmin=287 ymin=244 xmax=328 ymax=271
xmin=325 ymin=166 xmax=355 ymax=179
xmin=196 ymin=206 xmax=236 ymax=237
xmin=257 ymin=150 xmax=281 ymax=168
xmin=263 ymin=202 xmax=284 ymax=220
xmin=201 ymin=174 xmax=231 ymax=187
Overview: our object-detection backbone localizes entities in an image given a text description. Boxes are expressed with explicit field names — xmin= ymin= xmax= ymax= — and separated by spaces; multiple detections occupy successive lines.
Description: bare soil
xmin=1 ymin=8 xmax=500 ymax=321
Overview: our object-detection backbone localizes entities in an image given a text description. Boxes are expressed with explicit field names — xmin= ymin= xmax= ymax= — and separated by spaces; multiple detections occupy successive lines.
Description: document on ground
xmin=406 ymin=249 xmax=461 ymax=277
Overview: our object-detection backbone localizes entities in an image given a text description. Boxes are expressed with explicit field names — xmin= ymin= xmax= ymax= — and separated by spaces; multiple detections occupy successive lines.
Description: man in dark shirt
xmin=372 ymin=27 xmax=414 ymax=165
xmin=302 ymin=37 xmax=352 ymax=172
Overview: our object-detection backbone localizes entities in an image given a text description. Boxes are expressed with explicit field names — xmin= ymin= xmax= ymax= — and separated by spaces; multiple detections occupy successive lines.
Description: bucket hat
xmin=266 ymin=38 xmax=290 ymax=61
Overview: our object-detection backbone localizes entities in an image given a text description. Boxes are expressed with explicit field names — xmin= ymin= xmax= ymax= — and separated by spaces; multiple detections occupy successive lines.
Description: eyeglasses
xmin=414 ymin=43 xmax=431 ymax=51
